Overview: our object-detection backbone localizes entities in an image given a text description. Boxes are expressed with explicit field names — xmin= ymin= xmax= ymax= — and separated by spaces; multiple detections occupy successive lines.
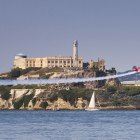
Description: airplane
xmin=133 ymin=66 xmax=140 ymax=72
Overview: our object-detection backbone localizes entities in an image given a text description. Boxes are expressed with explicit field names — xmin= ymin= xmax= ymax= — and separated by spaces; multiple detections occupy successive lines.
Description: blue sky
xmin=0 ymin=0 xmax=140 ymax=73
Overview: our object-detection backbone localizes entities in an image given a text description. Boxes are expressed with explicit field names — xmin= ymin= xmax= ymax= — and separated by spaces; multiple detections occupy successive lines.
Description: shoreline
xmin=0 ymin=106 xmax=140 ymax=111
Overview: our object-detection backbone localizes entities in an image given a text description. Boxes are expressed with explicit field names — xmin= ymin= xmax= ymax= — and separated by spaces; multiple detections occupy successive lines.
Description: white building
xmin=14 ymin=40 xmax=83 ymax=69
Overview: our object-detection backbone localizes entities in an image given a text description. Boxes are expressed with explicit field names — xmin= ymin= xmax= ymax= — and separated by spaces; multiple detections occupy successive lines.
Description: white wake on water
xmin=0 ymin=71 xmax=136 ymax=85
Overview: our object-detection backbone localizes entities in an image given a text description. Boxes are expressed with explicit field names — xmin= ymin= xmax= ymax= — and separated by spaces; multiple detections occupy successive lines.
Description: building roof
xmin=16 ymin=53 xmax=27 ymax=57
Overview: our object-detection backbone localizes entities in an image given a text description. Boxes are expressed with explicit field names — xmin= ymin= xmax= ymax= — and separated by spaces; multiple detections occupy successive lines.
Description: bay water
xmin=0 ymin=110 xmax=140 ymax=140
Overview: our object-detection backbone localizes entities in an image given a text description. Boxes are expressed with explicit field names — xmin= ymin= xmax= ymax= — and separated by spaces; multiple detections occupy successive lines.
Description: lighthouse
xmin=73 ymin=40 xmax=78 ymax=67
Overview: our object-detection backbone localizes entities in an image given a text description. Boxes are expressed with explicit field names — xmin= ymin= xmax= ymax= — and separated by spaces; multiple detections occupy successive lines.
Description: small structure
xmin=89 ymin=58 xmax=105 ymax=71
xmin=121 ymin=80 xmax=140 ymax=86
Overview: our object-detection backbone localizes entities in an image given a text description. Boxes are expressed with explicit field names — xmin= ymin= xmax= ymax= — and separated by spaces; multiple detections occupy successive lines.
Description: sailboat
xmin=85 ymin=91 xmax=100 ymax=111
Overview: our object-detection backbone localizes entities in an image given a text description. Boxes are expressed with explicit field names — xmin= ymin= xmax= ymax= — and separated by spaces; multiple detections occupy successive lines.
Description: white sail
xmin=86 ymin=91 xmax=99 ymax=111
xmin=88 ymin=92 xmax=96 ymax=108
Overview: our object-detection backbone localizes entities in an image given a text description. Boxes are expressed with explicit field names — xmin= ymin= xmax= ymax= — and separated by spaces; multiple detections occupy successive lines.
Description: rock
xmin=76 ymin=98 xmax=86 ymax=109
xmin=106 ymin=78 xmax=121 ymax=86
xmin=0 ymin=98 xmax=12 ymax=109
xmin=47 ymin=98 xmax=75 ymax=110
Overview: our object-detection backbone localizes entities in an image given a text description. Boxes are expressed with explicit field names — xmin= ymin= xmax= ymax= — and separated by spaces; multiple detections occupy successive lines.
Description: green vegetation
xmin=3 ymin=65 xmax=140 ymax=110
xmin=14 ymin=97 xmax=24 ymax=109
xmin=96 ymin=85 xmax=140 ymax=107
xmin=8 ymin=67 xmax=41 ymax=79
xmin=0 ymin=86 xmax=11 ymax=100
xmin=119 ymin=86 xmax=140 ymax=96
xmin=40 ymin=102 xmax=48 ymax=109
xmin=106 ymin=85 xmax=117 ymax=94
xmin=23 ymin=91 xmax=35 ymax=108
xmin=21 ymin=67 xmax=41 ymax=75
xmin=11 ymin=84 xmax=49 ymax=89
xmin=89 ymin=66 xmax=107 ymax=87
xmin=13 ymin=90 xmax=35 ymax=109
xmin=90 ymin=66 xmax=106 ymax=76
xmin=11 ymin=85 xmax=38 ymax=89
xmin=8 ymin=68 xmax=21 ymax=78
xmin=106 ymin=67 xmax=117 ymax=74
xmin=6 ymin=67 xmax=63 ymax=79
xmin=48 ymin=88 xmax=93 ymax=106
xmin=32 ymin=98 xmax=37 ymax=106
xmin=40 ymin=73 xmax=54 ymax=79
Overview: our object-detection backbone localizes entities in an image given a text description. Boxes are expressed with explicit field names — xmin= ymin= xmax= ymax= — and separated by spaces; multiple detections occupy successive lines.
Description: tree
xmin=8 ymin=68 xmax=22 ymax=78
xmin=96 ymin=70 xmax=106 ymax=77
xmin=0 ymin=86 xmax=11 ymax=100
xmin=106 ymin=67 xmax=117 ymax=74
xmin=107 ymin=86 xmax=117 ymax=94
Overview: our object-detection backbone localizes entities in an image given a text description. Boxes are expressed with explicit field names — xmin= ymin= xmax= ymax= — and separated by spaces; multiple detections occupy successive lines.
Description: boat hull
xmin=85 ymin=108 xmax=100 ymax=111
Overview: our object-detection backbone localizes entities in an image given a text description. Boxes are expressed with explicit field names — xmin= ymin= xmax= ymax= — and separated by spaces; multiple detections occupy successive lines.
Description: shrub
xmin=48 ymin=93 xmax=58 ymax=102
xmin=8 ymin=68 xmax=22 ymax=78
xmin=106 ymin=86 xmax=117 ymax=94
xmin=14 ymin=98 xmax=24 ymax=109
xmin=32 ymin=98 xmax=37 ymax=106
xmin=40 ymin=102 xmax=48 ymax=109
xmin=0 ymin=86 xmax=11 ymax=100
xmin=57 ymin=88 xmax=93 ymax=106
xmin=23 ymin=92 xmax=35 ymax=107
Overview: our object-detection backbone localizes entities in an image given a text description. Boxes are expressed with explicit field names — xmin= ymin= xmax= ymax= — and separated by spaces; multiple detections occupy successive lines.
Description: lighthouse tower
xmin=73 ymin=40 xmax=78 ymax=67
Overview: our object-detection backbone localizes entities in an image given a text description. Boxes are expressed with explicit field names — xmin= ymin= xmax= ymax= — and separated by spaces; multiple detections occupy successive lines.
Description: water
xmin=0 ymin=110 xmax=140 ymax=140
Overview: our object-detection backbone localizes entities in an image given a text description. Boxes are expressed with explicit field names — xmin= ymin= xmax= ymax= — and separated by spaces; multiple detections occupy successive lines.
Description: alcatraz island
xmin=0 ymin=40 xmax=140 ymax=110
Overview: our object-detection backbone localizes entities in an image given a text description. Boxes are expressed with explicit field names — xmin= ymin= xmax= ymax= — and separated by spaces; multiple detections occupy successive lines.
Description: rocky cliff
xmin=0 ymin=87 xmax=90 ymax=110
